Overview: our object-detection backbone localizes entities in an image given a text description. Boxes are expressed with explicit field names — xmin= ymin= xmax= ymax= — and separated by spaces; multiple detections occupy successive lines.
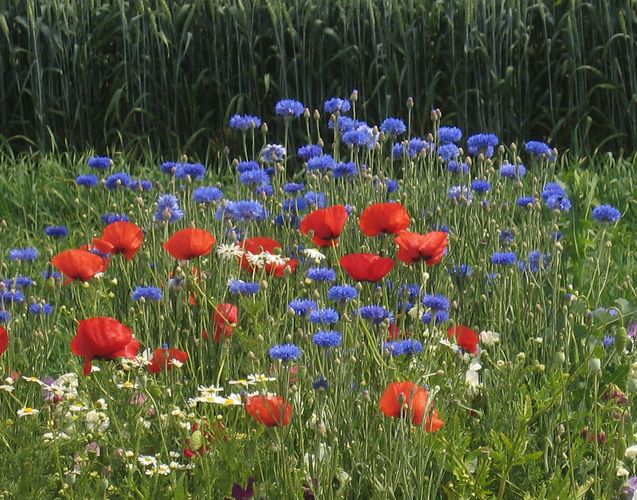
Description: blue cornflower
xmin=467 ymin=133 xmax=499 ymax=158
xmin=327 ymin=285 xmax=358 ymax=303
xmin=132 ymin=286 xmax=163 ymax=301
xmin=307 ymin=154 xmax=335 ymax=171
xmin=288 ymin=298 xmax=317 ymax=316
xmin=380 ymin=118 xmax=407 ymax=136
xmin=526 ymin=250 xmax=549 ymax=273
xmin=408 ymin=137 xmax=433 ymax=157
xmin=525 ymin=140 xmax=555 ymax=159
xmin=592 ymin=204 xmax=621 ymax=223
xmin=603 ymin=335 xmax=615 ymax=348
xmin=309 ymin=308 xmax=340 ymax=325
xmin=269 ymin=343 xmax=303 ymax=361
xmin=45 ymin=225 xmax=69 ymax=238
xmin=239 ymin=169 xmax=270 ymax=186
xmin=228 ymin=279 xmax=260 ymax=295
xmin=29 ymin=303 xmax=54 ymax=315
xmin=174 ymin=162 xmax=206 ymax=181
xmin=284 ymin=183 xmax=304 ymax=194
xmin=331 ymin=162 xmax=358 ymax=179
xmin=306 ymin=267 xmax=337 ymax=282
xmin=155 ymin=194 xmax=184 ymax=223
xmin=104 ymin=172 xmax=131 ymax=190
xmin=312 ymin=330 xmax=342 ymax=348
xmin=471 ymin=179 xmax=491 ymax=193
xmin=422 ymin=294 xmax=450 ymax=311
xmin=261 ymin=144 xmax=286 ymax=163
xmin=3 ymin=276 xmax=34 ymax=288
xmin=399 ymin=284 xmax=423 ymax=300
xmin=9 ymin=247 xmax=39 ymax=262
xmin=229 ymin=114 xmax=262 ymax=130
xmin=357 ymin=305 xmax=394 ymax=325
xmin=392 ymin=142 xmax=406 ymax=157
xmin=384 ymin=339 xmax=423 ymax=356
xmin=387 ymin=179 xmax=399 ymax=193
xmin=275 ymin=99 xmax=304 ymax=118
xmin=297 ymin=144 xmax=323 ymax=160
xmin=41 ymin=270 xmax=62 ymax=281
xmin=236 ymin=161 xmax=260 ymax=173
xmin=438 ymin=143 xmax=460 ymax=161
xmin=500 ymin=162 xmax=527 ymax=179
xmin=422 ymin=310 xmax=450 ymax=324
xmin=448 ymin=185 xmax=473 ymax=204
xmin=193 ymin=186 xmax=223 ymax=204
xmin=552 ymin=231 xmax=564 ymax=241
xmin=0 ymin=290 xmax=25 ymax=304
xmin=217 ymin=200 xmax=267 ymax=222
xmin=324 ymin=98 xmax=351 ymax=114
xmin=517 ymin=196 xmax=536 ymax=207
xmin=331 ymin=116 xmax=365 ymax=133
xmin=0 ymin=310 xmax=12 ymax=323
xmin=342 ymin=125 xmax=377 ymax=149
xmin=129 ymin=179 xmax=153 ymax=192
xmin=492 ymin=252 xmax=517 ymax=265
xmin=447 ymin=160 xmax=469 ymax=174
xmin=303 ymin=191 xmax=327 ymax=209
xmin=541 ymin=182 xmax=566 ymax=201
xmin=546 ymin=195 xmax=572 ymax=212
xmin=161 ymin=161 xmax=177 ymax=174
xmin=313 ymin=375 xmax=329 ymax=391
xmin=75 ymin=174 xmax=99 ymax=187
xmin=499 ymin=229 xmax=515 ymax=245
xmin=282 ymin=197 xmax=309 ymax=213
xmin=438 ymin=126 xmax=463 ymax=144
xmin=255 ymin=184 xmax=274 ymax=197
xmin=450 ymin=264 xmax=474 ymax=277
xmin=101 ymin=213 xmax=129 ymax=225
xmin=87 ymin=156 xmax=112 ymax=170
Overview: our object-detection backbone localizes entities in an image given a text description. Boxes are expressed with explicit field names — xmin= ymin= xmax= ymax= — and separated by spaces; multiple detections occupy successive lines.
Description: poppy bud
xmin=589 ymin=358 xmax=601 ymax=375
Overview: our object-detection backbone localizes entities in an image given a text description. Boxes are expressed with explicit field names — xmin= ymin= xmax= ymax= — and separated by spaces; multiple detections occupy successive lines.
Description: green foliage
xmin=2 ymin=0 xmax=637 ymax=158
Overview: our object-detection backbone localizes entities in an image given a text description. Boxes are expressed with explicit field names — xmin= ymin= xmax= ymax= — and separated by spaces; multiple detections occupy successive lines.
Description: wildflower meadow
xmin=0 ymin=92 xmax=636 ymax=499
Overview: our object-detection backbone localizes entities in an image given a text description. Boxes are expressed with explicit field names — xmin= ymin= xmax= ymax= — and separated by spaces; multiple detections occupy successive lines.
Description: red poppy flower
xmin=94 ymin=221 xmax=144 ymax=260
xmin=300 ymin=205 xmax=348 ymax=247
xmin=447 ymin=325 xmax=480 ymax=354
xmin=379 ymin=381 xmax=444 ymax=430
xmin=164 ymin=228 xmax=216 ymax=260
xmin=212 ymin=303 xmax=239 ymax=342
xmin=245 ymin=394 xmax=293 ymax=427
xmin=359 ymin=202 xmax=411 ymax=236
xmin=71 ymin=317 xmax=140 ymax=375
xmin=0 ymin=326 xmax=8 ymax=356
xmin=52 ymin=249 xmax=107 ymax=283
xmin=394 ymin=231 xmax=448 ymax=265
xmin=240 ymin=237 xmax=298 ymax=277
xmin=148 ymin=347 xmax=189 ymax=373
xmin=339 ymin=253 xmax=395 ymax=282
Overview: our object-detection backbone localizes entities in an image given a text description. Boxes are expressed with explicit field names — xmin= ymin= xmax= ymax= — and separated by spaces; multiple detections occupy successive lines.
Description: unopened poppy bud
xmin=261 ymin=123 xmax=268 ymax=133
xmin=589 ymin=357 xmax=602 ymax=374
xmin=304 ymin=108 xmax=310 ymax=119
xmin=261 ymin=280 xmax=268 ymax=289
xmin=406 ymin=97 xmax=414 ymax=109
xmin=350 ymin=89 xmax=358 ymax=102
xmin=555 ymin=351 xmax=566 ymax=365
xmin=247 ymin=351 xmax=256 ymax=359
xmin=313 ymin=110 xmax=321 ymax=120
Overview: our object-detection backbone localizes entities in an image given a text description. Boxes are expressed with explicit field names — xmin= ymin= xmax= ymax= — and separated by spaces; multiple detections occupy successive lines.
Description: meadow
xmin=0 ymin=96 xmax=635 ymax=499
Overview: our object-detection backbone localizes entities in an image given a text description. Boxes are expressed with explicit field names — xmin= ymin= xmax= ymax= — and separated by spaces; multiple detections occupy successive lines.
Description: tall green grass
xmin=1 ymin=0 xmax=637 ymax=158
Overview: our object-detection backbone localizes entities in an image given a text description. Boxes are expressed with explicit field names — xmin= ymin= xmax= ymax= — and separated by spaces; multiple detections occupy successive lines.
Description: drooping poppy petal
xmin=71 ymin=317 xmax=140 ymax=375
xmin=339 ymin=253 xmax=395 ymax=282
xmin=164 ymin=228 xmax=216 ymax=260
xmin=448 ymin=325 xmax=480 ymax=354
xmin=213 ymin=303 xmax=239 ymax=342
xmin=300 ymin=205 xmax=348 ymax=247
xmin=148 ymin=347 xmax=189 ymax=373
xmin=245 ymin=394 xmax=292 ymax=427
xmin=379 ymin=381 xmax=443 ymax=430
xmin=0 ymin=326 xmax=8 ymax=356
xmin=394 ymin=231 xmax=448 ymax=265
xmin=52 ymin=249 xmax=106 ymax=283
xmin=359 ymin=202 xmax=411 ymax=236
xmin=100 ymin=221 xmax=145 ymax=260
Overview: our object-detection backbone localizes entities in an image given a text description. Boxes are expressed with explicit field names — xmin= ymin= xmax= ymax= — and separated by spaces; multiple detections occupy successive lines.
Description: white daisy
xmin=17 ymin=407 xmax=40 ymax=417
